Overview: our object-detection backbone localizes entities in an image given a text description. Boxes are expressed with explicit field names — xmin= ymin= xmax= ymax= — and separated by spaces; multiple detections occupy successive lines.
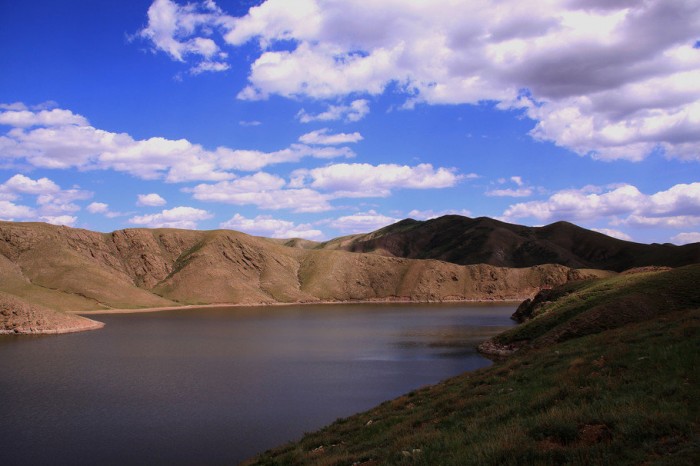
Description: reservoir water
xmin=0 ymin=302 xmax=515 ymax=465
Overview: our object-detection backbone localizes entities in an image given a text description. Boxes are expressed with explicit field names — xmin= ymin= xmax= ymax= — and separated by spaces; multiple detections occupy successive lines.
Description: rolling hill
xmin=0 ymin=220 xmax=613 ymax=333
xmin=319 ymin=215 xmax=700 ymax=271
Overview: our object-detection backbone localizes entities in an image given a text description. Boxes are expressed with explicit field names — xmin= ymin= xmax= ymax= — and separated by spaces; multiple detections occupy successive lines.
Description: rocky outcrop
xmin=0 ymin=291 xmax=103 ymax=335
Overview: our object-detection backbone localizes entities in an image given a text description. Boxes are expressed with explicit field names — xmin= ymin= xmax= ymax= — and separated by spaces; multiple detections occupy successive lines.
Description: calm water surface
xmin=0 ymin=303 xmax=515 ymax=465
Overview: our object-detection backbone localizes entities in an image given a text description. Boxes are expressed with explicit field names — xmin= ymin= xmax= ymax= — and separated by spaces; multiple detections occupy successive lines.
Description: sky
xmin=1 ymin=0 xmax=699 ymax=244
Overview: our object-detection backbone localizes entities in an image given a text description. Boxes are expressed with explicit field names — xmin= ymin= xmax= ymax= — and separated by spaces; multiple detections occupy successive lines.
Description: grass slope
xmin=246 ymin=266 xmax=700 ymax=465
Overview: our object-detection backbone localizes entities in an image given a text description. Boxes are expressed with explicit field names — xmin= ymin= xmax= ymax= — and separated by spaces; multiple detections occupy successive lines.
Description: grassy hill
xmin=319 ymin=215 xmax=700 ymax=271
xmin=246 ymin=266 xmax=700 ymax=465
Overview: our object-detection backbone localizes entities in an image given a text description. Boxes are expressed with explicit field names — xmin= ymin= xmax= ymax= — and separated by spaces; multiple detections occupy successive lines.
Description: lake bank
xmin=72 ymin=297 xmax=523 ymax=315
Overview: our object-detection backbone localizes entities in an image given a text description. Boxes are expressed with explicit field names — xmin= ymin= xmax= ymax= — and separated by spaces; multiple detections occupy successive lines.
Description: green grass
xmin=495 ymin=265 xmax=700 ymax=346
xmin=245 ymin=267 xmax=700 ymax=465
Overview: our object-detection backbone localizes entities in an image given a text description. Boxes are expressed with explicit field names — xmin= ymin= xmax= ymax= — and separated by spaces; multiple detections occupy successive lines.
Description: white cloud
xmin=407 ymin=209 xmax=472 ymax=220
xmin=139 ymin=0 xmax=700 ymax=162
xmin=138 ymin=0 xmax=229 ymax=75
xmin=128 ymin=206 xmax=213 ymax=229
xmin=87 ymin=202 xmax=109 ymax=214
xmin=327 ymin=210 xmax=400 ymax=234
xmin=40 ymin=215 xmax=77 ymax=226
xmin=0 ymin=200 xmax=36 ymax=220
xmin=238 ymin=120 xmax=261 ymax=127
xmin=0 ymin=174 xmax=91 ymax=219
xmin=296 ymin=99 xmax=370 ymax=123
xmin=293 ymin=163 xmax=461 ymax=197
xmin=0 ymin=108 xmax=88 ymax=128
xmin=220 ymin=213 xmax=323 ymax=240
xmin=0 ymin=174 xmax=60 ymax=196
xmin=137 ymin=193 xmax=167 ymax=206
xmin=620 ymin=215 xmax=700 ymax=229
xmin=671 ymin=232 xmax=700 ymax=245
xmin=216 ymin=143 xmax=354 ymax=172
xmin=189 ymin=162 xmax=463 ymax=212
xmin=502 ymin=182 xmax=700 ymax=229
xmin=486 ymin=187 xmax=533 ymax=197
xmin=298 ymin=128 xmax=363 ymax=145
xmin=0 ymin=105 xmax=355 ymax=180
xmin=188 ymin=172 xmax=333 ymax=213
xmin=87 ymin=202 xmax=123 ymax=218
xmin=189 ymin=60 xmax=230 ymax=75
xmin=487 ymin=175 xmax=535 ymax=197
xmin=591 ymin=228 xmax=633 ymax=241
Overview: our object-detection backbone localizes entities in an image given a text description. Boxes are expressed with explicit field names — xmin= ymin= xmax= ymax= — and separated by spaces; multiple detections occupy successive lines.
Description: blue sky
xmin=1 ymin=0 xmax=699 ymax=244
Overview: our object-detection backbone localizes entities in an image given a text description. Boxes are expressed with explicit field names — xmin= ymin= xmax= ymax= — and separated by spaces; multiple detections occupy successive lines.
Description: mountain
xmin=0 ymin=221 xmax=607 ymax=333
xmin=318 ymin=215 xmax=700 ymax=271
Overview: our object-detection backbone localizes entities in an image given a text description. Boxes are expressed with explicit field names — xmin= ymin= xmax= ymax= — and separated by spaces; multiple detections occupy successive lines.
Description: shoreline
xmin=0 ymin=320 xmax=105 ymax=335
xmin=72 ymin=297 xmax=525 ymax=315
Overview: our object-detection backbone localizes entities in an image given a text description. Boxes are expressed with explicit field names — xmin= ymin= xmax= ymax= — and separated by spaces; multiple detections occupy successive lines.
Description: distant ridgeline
xmin=0 ymin=215 xmax=698 ymax=333
xmin=316 ymin=215 xmax=700 ymax=271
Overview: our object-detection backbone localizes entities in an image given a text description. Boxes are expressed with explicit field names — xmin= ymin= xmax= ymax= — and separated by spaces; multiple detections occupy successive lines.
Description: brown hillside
xmin=319 ymin=215 xmax=700 ymax=271
xmin=0 ymin=221 xmax=611 ymax=333
xmin=0 ymin=291 xmax=103 ymax=334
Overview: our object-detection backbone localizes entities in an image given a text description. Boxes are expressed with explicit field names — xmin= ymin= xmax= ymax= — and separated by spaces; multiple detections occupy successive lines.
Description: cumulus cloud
xmin=326 ymin=210 xmax=399 ymax=234
xmin=216 ymin=143 xmax=355 ymax=172
xmin=39 ymin=215 xmax=77 ymax=226
xmin=0 ymin=200 xmax=36 ymax=220
xmin=0 ymin=105 xmax=356 ymax=181
xmin=138 ymin=0 xmax=700 ymax=162
xmin=128 ymin=206 xmax=213 ymax=229
xmin=487 ymin=175 xmax=536 ymax=197
xmin=486 ymin=187 xmax=533 ymax=198
xmin=187 ymin=172 xmax=333 ymax=213
xmin=0 ymin=174 xmax=60 ymax=197
xmin=0 ymin=174 xmax=91 ymax=222
xmin=0 ymin=108 xmax=88 ymax=128
xmin=86 ymin=202 xmax=109 ymax=214
xmin=296 ymin=99 xmax=370 ymax=123
xmin=292 ymin=163 xmax=461 ymax=197
xmin=671 ymin=232 xmax=700 ymax=245
xmin=138 ymin=0 xmax=229 ymax=75
xmin=220 ymin=213 xmax=323 ymax=240
xmin=407 ymin=209 xmax=472 ymax=220
xmin=591 ymin=228 xmax=633 ymax=241
xmin=189 ymin=162 xmax=463 ymax=213
xmin=87 ymin=202 xmax=124 ymax=218
xmin=298 ymin=128 xmax=363 ymax=145
xmin=502 ymin=182 xmax=700 ymax=229
xmin=137 ymin=193 xmax=167 ymax=206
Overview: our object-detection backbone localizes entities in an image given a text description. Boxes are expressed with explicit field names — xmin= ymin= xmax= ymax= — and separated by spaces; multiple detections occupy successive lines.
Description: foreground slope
xmin=0 ymin=221 xmax=607 ymax=332
xmin=248 ymin=266 xmax=699 ymax=465
xmin=320 ymin=215 xmax=700 ymax=271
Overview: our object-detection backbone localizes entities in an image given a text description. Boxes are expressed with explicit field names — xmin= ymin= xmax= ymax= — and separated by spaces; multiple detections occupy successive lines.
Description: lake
xmin=0 ymin=302 xmax=515 ymax=465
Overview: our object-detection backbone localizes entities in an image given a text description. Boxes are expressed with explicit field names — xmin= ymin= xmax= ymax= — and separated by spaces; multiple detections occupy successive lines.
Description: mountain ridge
xmin=1 ymin=216 xmax=697 ymax=334
xmin=318 ymin=215 xmax=700 ymax=271
xmin=0 ymin=219 xmax=622 ymax=333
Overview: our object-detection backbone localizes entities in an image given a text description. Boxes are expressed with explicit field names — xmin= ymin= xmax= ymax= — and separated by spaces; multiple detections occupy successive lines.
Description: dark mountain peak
xmin=323 ymin=215 xmax=700 ymax=271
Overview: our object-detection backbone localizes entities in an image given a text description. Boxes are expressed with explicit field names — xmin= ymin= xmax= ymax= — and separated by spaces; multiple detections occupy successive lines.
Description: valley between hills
xmin=1 ymin=215 xmax=699 ymax=334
